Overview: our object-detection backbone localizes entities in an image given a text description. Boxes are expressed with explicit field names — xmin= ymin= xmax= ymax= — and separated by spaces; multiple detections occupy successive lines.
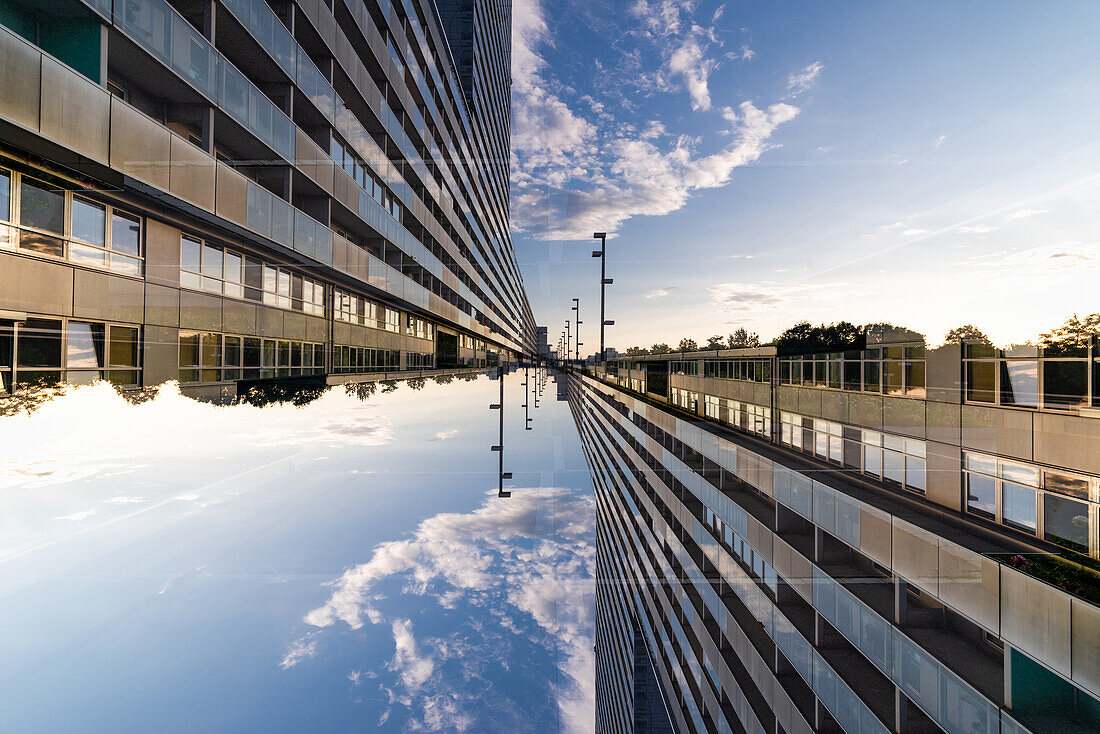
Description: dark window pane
xmin=109 ymin=327 xmax=138 ymax=367
xmin=17 ymin=319 xmax=62 ymax=368
xmin=1044 ymin=471 xmax=1089 ymax=500
xmin=67 ymin=322 xmax=105 ymax=368
xmin=864 ymin=361 xmax=880 ymax=392
xmin=224 ymin=336 xmax=241 ymax=367
xmin=966 ymin=474 xmax=996 ymax=519
xmin=111 ymin=211 xmax=141 ymax=255
xmin=107 ymin=370 xmax=138 ymax=387
xmin=19 ymin=177 xmax=64 ymax=233
xmin=243 ymin=338 xmax=261 ymax=368
xmin=18 ymin=371 xmax=61 ymax=388
xmin=966 ymin=362 xmax=996 ymax=403
xmin=1000 ymin=361 xmax=1038 ymax=407
xmin=19 ymin=230 xmax=64 ymax=257
xmin=200 ymin=333 xmax=221 ymax=369
xmin=178 ymin=333 xmax=199 ymax=367
xmin=843 ymin=360 xmax=861 ymax=390
xmin=1043 ymin=495 xmax=1090 ymax=554
xmin=905 ymin=361 xmax=926 ymax=397
xmin=0 ymin=320 xmax=12 ymax=368
xmin=884 ymin=361 xmax=904 ymax=395
xmin=1042 ymin=361 xmax=1087 ymax=409
xmin=72 ymin=198 xmax=106 ymax=246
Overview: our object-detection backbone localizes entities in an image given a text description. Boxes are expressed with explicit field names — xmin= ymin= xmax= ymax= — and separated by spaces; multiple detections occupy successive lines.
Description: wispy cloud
xmin=786 ymin=61 xmax=823 ymax=94
xmin=1006 ymin=207 xmax=1049 ymax=221
xmin=279 ymin=637 xmax=318 ymax=669
xmin=955 ymin=225 xmax=999 ymax=234
xmin=53 ymin=509 xmax=95 ymax=522
xmin=645 ymin=288 xmax=671 ymax=299
xmin=431 ymin=429 xmax=459 ymax=441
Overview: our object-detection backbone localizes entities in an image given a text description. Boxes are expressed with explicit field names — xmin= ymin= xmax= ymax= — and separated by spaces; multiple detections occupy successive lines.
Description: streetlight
xmin=592 ymin=233 xmax=614 ymax=363
xmin=565 ymin=321 xmax=571 ymax=368
xmin=571 ymin=298 xmax=582 ymax=363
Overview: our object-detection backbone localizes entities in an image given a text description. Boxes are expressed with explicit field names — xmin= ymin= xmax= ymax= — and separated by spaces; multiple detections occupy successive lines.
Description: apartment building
xmin=577 ymin=329 xmax=1100 ymax=734
xmin=0 ymin=0 xmax=534 ymax=398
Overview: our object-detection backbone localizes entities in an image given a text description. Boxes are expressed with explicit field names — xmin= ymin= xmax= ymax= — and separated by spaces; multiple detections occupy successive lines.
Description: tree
xmin=944 ymin=324 xmax=990 ymax=344
xmin=728 ymin=327 xmax=760 ymax=348
xmin=705 ymin=335 xmax=726 ymax=349
xmin=625 ymin=346 xmax=649 ymax=356
xmin=650 ymin=343 xmax=671 ymax=355
xmin=1041 ymin=313 xmax=1100 ymax=355
xmin=773 ymin=321 xmax=864 ymax=352
xmin=678 ymin=338 xmax=698 ymax=353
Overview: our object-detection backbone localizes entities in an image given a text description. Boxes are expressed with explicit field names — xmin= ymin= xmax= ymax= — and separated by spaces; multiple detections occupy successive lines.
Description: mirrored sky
xmin=0 ymin=372 xmax=593 ymax=733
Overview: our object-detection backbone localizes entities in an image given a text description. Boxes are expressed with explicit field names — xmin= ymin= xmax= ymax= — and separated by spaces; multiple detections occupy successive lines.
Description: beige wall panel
xmin=283 ymin=311 xmax=308 ymax=341
xmin=0 ymin=29 xmax=41 ymax=131
xmin=883 ymin=396 xmax=926 ymax=438
xmin=331 ymin=234 xmax=347 ymax=272
xmin=1071 ymin=598 xmax=1100 ymax=697
xmin=72 ymin=269 xmax=144 ymax=323
xmin=961 ymin=405 xmax=1034 ymax=461
xmin=144 ymin=283 xmax=179 ymax=327
xmin=179 ymin=291 xmax=222 ymax=332
xmin=938 ymin=542 xmax=999 ymax=633
xmin=0 ymin=253 xmax=73 ymax=315
xmin=215 ymin=163 xmax=248 ymax=226
xmin=820 ymin=391 xmax=848 ymax=423
xmin=40 ymin=57 xmax=109 ymax=164
xmin=222 ymin=300 xmax=258 ymax=335
xmin=796 ymin=387 xmax=822 ymax=417
xmin=144 ymin=219 xmax=181 ymax=287
xmin=926 ymin=400 xmax=962 ymax=445
xmin=1000 ymin=566 xmax=1071 ymax=677
xmin=168 ymin=136 xmax=216 ymax=211
xmin=776 ymin=385 xmax=799 ymax=412
xmin=859 ymin=504 xmax=892 ymax=568
xmin=305 ymin=315 xmax=326 ymax=343
xmin=925 ymin=442 xmax=963 ymax=512
xmin=333 ymin=322 xmax=352 ymax=344
xmin=109 ymin=99 xmax=171 ymax=190
xmin=142 ymin=324 xmax=179 ymax=388
xmin=257 ymin=306 xmax=284 ymax=337
xmin=892 ymin=518 xmax=939 ymax=595
xmin=1034 ymin=412 xmax=1100 ymax=477
xmin=848 ymin=393 xmax=883 ymax=429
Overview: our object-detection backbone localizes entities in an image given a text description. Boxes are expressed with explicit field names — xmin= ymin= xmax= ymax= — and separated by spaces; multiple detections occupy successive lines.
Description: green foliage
xmin=944 ymin=324 xmax=990 ymax=343
xmin=728 ymin=327 xmax=760 ymax=348
xmin=1041 ymin=313 xmax=1100 ymax=355
xmin=625 ymin=346 xmax=649 ymax=356
xmin=678 ymin=338 xmax=698 ymax=352
xmin=705 ymin=335 xmax=726 ymax=349
xmin=772 ymin=320 xmax=863 ymax=352
xmin=650 ymin=343 xmax=671 ymax=355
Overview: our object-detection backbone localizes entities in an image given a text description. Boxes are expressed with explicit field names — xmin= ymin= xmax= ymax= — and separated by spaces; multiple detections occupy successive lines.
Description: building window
xmin=180 ymin=331 xmax=323 ymax=383
xmin=779 ymin=345 xmax=925 ymax=397
xmin=385 ymin=308 xmax=401 ymax=333
xmin=964 ymin=342 xmax=1093 ymax=411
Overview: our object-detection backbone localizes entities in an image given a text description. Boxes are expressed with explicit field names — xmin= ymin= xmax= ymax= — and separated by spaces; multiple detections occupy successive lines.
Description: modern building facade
xmin=0 ymin=0 xmax=534 ymax=399
xmin=572 ymin=328 xmax=1100 ymax=734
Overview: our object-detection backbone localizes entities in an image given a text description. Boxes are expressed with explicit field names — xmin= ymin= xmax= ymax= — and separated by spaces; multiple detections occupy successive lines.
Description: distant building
xmin=537 ymin=326 xmax=550 ymax=358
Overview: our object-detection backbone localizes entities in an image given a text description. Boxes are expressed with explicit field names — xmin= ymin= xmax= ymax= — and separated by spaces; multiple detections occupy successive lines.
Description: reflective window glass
xmin=179 ymin=333 xmax=200 ymax=366
xmin=1000 ymin=361 xmax=1039 ymax=407
xmin=883 ymin=450 xmax=905 ymax=485
xmin=966 ymin=473 xmax=996 ymax=519
xmin=0 ymin=170 xmax=9 ymax=220
xmin=1044 ymin=471 xmax=1090 ymax=500
xmin=111 ymin=211 xmax=141 ymax=255
xmin=966 ymin=361 xmax=996 ymax=403
xmin=1043 ymin=361 xmax=1087 ymax=409
xmin=109 ymin=327 xmax=138 ymax=368
xmin=67 ymin=322 xmax=105 ymax=368
xmin=1043 ymin=495 xmax=1090 ymax=553
xmin=17 ymin=319 xmax=63 ymax=368
xmin=202 ymin=244 xmax=222 ymax=277
xmin=1002 ymin=483 xmax=1036 ymax=533
xmin=72 ymin=198 xmax=106 ymax=246
xmin=906 ymin=456 xmax=926 ymax=493
xmin=181 ymin=236 xmax=202 ymax=271
xmin=19 ymin=177 xmax=64 ymax=233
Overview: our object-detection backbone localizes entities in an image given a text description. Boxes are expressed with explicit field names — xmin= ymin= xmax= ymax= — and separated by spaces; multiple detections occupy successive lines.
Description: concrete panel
xmin=926 ymin=343 xmax=963 ymax=403
xmin=142 ymin=324 xmax=178 ymax=388
xmin=333 ymin=321 xmax=352 ymax=345
xmin=797 ymin=387 xmax=822 ymax=417
xmin=938 ymin=542 xmax=999 ymax=634
xmin=215 ymin=162 xmax=248 ymax=226
xmin=961 ymin=405 xmax=1034 ymax=462
xmin=331 ymin=233 xmax=348 ymax=272
xmin=169 ymin=135 xmax=216 ymax=211
xmin=776 ymin=385 xmax=799 ymax=412
xmin=109 ymin=98 xmax=171 ymax=190
xmin=926 ymin=400 xmax=962 ymax=445
xmin=925 ymin=442 xmax=963 ymax=512
xmin=72 ymin=269 xmax=144 ymax=323
xmin=820 ymin=390 xmax=848 ymax=423
xmin=1034 ymin=412 xmax=1100 ymax=477
xmin=144 ymin=219 xmax=180 ymax=287
xmin=0 ymin=252 xmax=73 ymax=315
xmin=305 ymin=315 xmax=326 ymax=343
xmin=257 ymin=306 xmax=284 ymax=337
xmin=0 ymin=28 xmax=41 ymax=131
xmin=1000 ymin=566 xmax=1072 ymax=677
xmin=883 ymin=396 xmax=926 ymax=439
xmin=859 ymin=504 xmax=892 ymax=568
xmin=144 ymin=283 xmax=179 ymax=327
xmin=283 ymin=311 xmax=307 ymax=340
xmin=848 ymin=393 xmax=883 ymax=429
xmin=178 ymin=291 xmax=222 ymax=331
xmin=1071 ymin=597 xmax=1100 ymax=697
xmin=892 ymin=518 xmax=939 ymax=595
xmin=222 ymin=300 xmax=258 ymax=335
xmin=40 ymin=56 xmax=109 ymax=164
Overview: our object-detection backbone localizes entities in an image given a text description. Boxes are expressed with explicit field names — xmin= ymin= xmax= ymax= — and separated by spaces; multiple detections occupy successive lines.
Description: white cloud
xmin=1006 ymin=207 xmax=1049 ymax=221
xmin=389 ymin=619 xmax=435 ymax=691
xmin=708 ymin=281 xmax=840 ymax=315
xmin=955 ymin=225 xmax=999 ymax=234
xmin=902 ymin=228 xmax=927 ymax=236
xmin=646 ymin=288 xmax=671 ymax=299
xmin=103 ymin=496 xmax=147 ymax=505
xmin=932 ymin=135 xmax=947 ymax=148
xmin=1000 ymin=242 xmax=1100 ymax=272
xmin=786 ymin=61 xmax=823 ymax=93
xmin=279 ymin=637 xmax=318 ymax=669
xmin=431 ymin=429 xmax=459 ymax=441
xmin=53 ymin=509 xmax=95 ymax=522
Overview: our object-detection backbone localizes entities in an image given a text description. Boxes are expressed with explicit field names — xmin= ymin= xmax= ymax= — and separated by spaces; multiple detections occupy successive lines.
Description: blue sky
xmin=510 ymin=0 xmax=1100 ymax=349
xmin=0 ymin=375 xmax=594 ymax=733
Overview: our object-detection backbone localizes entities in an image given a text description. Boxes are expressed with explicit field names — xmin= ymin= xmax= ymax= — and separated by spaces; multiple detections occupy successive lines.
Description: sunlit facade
xmin=577 ymin=328 xmax=1100 ymax=734
xmin=0 ymin=0 xmax=533 ymax=398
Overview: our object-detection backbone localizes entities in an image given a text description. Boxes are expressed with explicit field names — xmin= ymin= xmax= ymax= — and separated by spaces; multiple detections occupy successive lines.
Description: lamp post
xmin=592 ymin=233 xmax=614 ymax=363
xmin=571 ymin=298 xmax=582 ymax=363
xmin=565 ymin=321 xmax=571 ymax=368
